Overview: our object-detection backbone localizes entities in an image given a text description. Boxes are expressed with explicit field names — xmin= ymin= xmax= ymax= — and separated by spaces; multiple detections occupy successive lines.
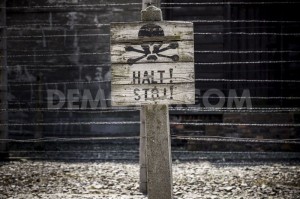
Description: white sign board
xmin=110 ymin=21 xmax=195 ymax=106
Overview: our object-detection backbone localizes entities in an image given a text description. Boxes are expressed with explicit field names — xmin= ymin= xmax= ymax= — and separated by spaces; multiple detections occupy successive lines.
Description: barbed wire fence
xmin=0 ymin=0 xmax=300 ymax=160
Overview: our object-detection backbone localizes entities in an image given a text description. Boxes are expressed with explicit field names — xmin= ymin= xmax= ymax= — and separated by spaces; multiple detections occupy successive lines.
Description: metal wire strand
xmin=171 ymin=122 xmax=300 ymax=127
xmin=190 ymin=20 xmax=300 ymax=23
xmin=0 ymin=64 xmax=110 ymax=69
xmin=2 ymin=95 xmax=300 ymax=107
xmin=2 ymin=20 xmax=299 ymax=30
xmin=1 ymin=106 xmax=299 ymax=113
xmin=169 ymin=107 xmax=300 ymax=113
xmin=0 ymin=121 xmax=299 ymax=127
xmin=1 ymin=33 xmax=109 ymax=40
xmin=1 ymin=107 xmax=300 ymax=113
xmin=0 ymin=121 xmax=140 ymax=126
xmin=194 ymin=78 xmax=300 ymax=83
xmin=0 ymin=31 xmax=299 ymax=41
xmin=194 ymin=32 xmax=300 ymax=36
xmin=161 ymin=2 xmax=300 ymax=5
xmin=174 ymin=136 xmax=300 ymax=144
xmin=4 ymin=79 xmax=110 ymax=87
xmin=3 ymin=78 xmax=300 ymax=89
xmin=3 ymin=3 xmax=142 ymax=10
xmin=0 ymin=23 xmax=110 ymax=29
xmin=0 ymin=136 xmax=299 ymax=145
xmin=1 ymin=52 xmax=109 ymax=58
xmin=1 ymin=2 xmax=299 ymax=11
xmin=0 ymin=136 xmax=139 ymax=143
xmin=195 ymin=50 xmax=300 ymax=54
xmin=195 ymin=60 xmax=300 ymax=65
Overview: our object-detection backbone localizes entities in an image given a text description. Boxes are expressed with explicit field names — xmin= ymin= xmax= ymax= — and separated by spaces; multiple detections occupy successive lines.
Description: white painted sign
xmin=110 ymin=21 xmax=194 ymax=106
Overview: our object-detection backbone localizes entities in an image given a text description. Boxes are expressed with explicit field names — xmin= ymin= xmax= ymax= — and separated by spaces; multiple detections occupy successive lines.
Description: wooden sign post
xmin=110 ymin=5 xmax=194 ymax=199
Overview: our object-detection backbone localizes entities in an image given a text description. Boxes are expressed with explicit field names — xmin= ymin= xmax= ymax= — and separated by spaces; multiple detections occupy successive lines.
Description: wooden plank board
xmin=111 ymin=62 xmax=194 ymax=85
xmin=111 ymin=41 xmax=194 ymax=64
xmin=111 ymin=21 xmax=193 ymax=43
xmin=111 ymin=83 xmax=195 ymax=106
xmin=110 ymin=19 xmax=194 ymax=106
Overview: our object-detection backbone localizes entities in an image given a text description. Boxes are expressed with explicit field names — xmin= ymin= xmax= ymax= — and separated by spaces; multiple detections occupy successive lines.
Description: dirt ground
xmin=0 ymin=160 xmax=299 ymax=199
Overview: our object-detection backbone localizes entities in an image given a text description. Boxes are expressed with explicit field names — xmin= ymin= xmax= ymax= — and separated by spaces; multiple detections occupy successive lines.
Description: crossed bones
xmin=125 ymin=42 xmax=179 ymax=65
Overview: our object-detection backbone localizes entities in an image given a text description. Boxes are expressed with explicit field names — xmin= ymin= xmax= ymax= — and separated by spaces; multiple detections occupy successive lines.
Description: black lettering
xmin=134 ymin=88 xmax=140 ymax=100
xmin=158 ymin=70 xmax=165 ymax=83
xmin=170 ymin=86 xmax=174 ymax=100
xmin=164 ymin=88 xmax=167 ymax=97
xmin=152 ymin=87 xmax=159 ymax=99
xmin=142 ymin=88 xmax=149 ymax=100
xmin=169 ymin=68 xmax=173 ymax=83
xmin=133 ymin=71 xmax=140 ymax=84
xmin=151 ymin=71 xmax=157 ymax=84
xmin=142 ymin=71 xmax=150 ymax=84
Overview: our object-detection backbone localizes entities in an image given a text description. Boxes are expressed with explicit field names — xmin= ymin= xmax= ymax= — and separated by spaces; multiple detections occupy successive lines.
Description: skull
xmin=125 ymin=24 xmax=179 ymax=65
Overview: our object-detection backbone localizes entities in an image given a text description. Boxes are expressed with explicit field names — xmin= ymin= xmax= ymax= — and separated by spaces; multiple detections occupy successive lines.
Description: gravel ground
xmin=0 ymin=160 xmax=299 ymax=199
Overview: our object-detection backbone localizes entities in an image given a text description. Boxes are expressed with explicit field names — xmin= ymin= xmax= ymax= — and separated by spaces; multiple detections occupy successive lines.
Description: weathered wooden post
xmin=139 ymin=0 xmax=161 ymax=194
xmin=110 ymin=5 xmax=194 ymax=198
xmin=0 ymin=0 xmax=8 ymax=158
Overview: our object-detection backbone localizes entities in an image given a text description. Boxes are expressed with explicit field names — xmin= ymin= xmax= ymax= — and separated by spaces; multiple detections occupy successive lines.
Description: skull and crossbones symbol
xmin=125 ymin=24 xmax=179 ymax=65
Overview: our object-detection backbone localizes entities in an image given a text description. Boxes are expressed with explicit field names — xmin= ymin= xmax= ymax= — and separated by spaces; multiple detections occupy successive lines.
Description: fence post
xmin=142 ymin=0 xmax=161 ymax=8
xmin=111 ymin=2 xmax=193 ymax=198
xmin=141 ymin=4 xmax=173 ymax=199
xmin=139 ymin=0 xmax=161 ymax=195
xmin=145 ymin=104 xmax=173 ymax=199
xmin=0 ymin=0 xmax=8 ymax=158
